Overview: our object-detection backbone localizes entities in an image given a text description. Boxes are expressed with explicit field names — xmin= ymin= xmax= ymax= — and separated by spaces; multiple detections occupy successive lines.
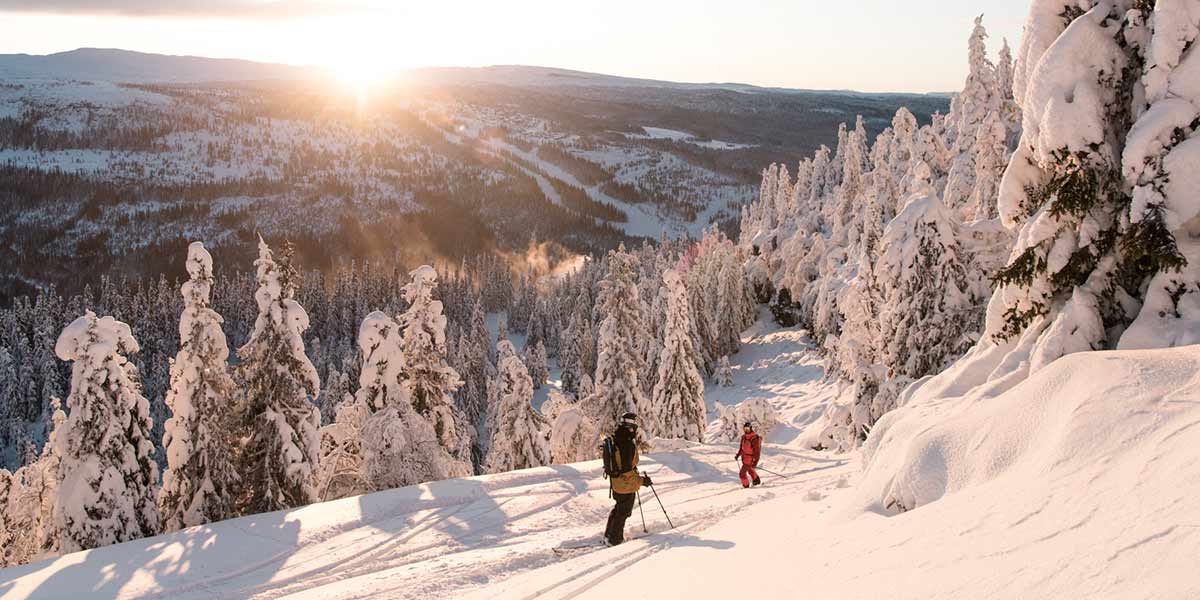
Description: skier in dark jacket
xmin=735 ymin=421 xmax=762 ymax=488
xmin=603 ymin=412 xmax=651 ymax=546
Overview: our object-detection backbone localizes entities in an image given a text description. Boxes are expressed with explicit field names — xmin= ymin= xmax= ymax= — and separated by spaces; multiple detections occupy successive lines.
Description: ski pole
xmin=754 ymin=466 xmax=791 ymax=479
xmin=636 ymin=490 xmax=648 ymax=533
xmin=647 ymin=481 xmax=674 ymax=529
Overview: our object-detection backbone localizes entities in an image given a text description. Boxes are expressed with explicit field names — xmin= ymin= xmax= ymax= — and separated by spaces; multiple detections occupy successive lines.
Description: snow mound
xmin=841 ymin=345 xmax=1200 ymax=597
xmin=863 ymin=346 xmax=1200 ymax=513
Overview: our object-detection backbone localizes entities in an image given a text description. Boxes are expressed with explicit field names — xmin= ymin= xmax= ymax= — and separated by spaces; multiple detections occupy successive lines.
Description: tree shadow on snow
xmin=347 ymin=464 xmax=594 ymax=561
xmin=6 ymin=509 xmax=302 ymax=600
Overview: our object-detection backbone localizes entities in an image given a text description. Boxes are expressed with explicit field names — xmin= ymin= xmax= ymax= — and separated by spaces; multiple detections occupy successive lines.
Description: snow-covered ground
xmin=2 ymin=319 xmax=1198 ymax=598
xmin=624 ymin=126 xmax=757 ymax=150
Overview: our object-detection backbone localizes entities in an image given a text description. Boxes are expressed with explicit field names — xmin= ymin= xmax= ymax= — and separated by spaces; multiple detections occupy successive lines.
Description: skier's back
xmin=602 ymin=412 xmax=650 ymax=545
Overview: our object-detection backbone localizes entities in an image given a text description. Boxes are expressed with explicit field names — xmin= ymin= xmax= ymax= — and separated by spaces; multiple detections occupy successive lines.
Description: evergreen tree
xmin=989 ymin=1 xmax=1158 ymax=372
xmin=944 ymin=16 xmax=998 ymax=215
xmin=53 ymin=311 xmax=159 ymax=553
xmin=558 ymin=313 xmax=583 ymax=395
xmin=526 ymin=340 xmax=549 ymax=390
xmin=397 ymin=266 xmax=462 ymax=450
xmin=485 ymin=341 xmax=550 ymax=473
xmin=714 ymin=256 xmax=745 ymax=358
xmin=585 ymin=247 xmax=647 ymax=434
xmin=715 ymin=356 xmax=734 ymax=387
xmin=315 ymin=394 xmax=369 ymax=501
xmin=356 ymin=310 xmax=470 ymax=491
xmin=646 ymin=270 xmax=707 ymax=441
xmin=2 ymin=398 xmax=63 ymax=567
xmin=159 ymin=243 xmax=238 ymax=532
xmin=876 ymin=169 xmax=985 ymax=398
xmin=1119 ymin=0 xmax=1200 ymax=349
xmin=234 ymin=239 xmax=321 ymax=515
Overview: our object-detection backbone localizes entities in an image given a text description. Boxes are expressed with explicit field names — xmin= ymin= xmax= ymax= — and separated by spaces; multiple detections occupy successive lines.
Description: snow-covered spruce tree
xmin=705 ymin=398 xmax=779 ymax=444
xmin=714 ymin=255 xmax=745 ymax=358
xmin=558 ymin=313 xmax=583 ymax=396
xmin=158 ymin=242 xmax=237 ymax=532
xmin=585 ymin=247 xmax=647 ymax=435
xmin=831 ymin=117 xmax=872 ymax=247
xmin=315 ymin=394 xmax=369 ymax=501
xmin=715 ymin=356 xmax=733 ymax=387
xmin=578 ymin=373 xmax=594 ymax=402
xmin=526 ymin=340 xmax=549 ymax=390
xmin=53 ymin=311 xmax=159 ymax=553
xmin=496 ymin=317 xmax=509 ymax=347
xmin=944 ymin=16 xmax=999 ymax=215
xmin=965 ymin=108 xmax=1010 ymax=221
xmin=875 ymin=165 xmax=986 ymax=408
xmin=645 ymin=269 xmax=707 ymax=441
xmin=397 ymin=266 xmax=463 ymax=452
xmin=1119 ymin=0 xmax=1200 ymax=349
xmin=549 ymin=404 xmax=601 ymax=464
xmin=987 ymin=0 xmax=1161 ymax=372
xmin=996 ymin=38 xmax=1023 ymax=150
xmin=234 ymin=239 xmax=321 ymax=516
xmin=485 ymin=340 xmax=550 ymax=473
xmin=457 ymin=296 xmax=492 ymax=450
xmin=356 ymin=310 xmax=471 ymax=490
xmin=3 ymin=397 xmax=64 ymax=566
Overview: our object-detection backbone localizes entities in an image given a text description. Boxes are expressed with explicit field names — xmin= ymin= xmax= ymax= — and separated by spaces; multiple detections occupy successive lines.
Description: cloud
xmin=0 ymin=0 xmax=372 ymax=18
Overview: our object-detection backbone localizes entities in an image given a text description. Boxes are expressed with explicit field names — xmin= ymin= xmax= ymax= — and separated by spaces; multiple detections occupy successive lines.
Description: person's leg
xmin=605 ymin=503 xmax=618 ymax=541
xmin=608 ymin=493 xmax=635 ymax=544
xmin=739 ymin=464 xmax=750 ymax=487
xmin=748 ymin=465 xmax=760 ymax=485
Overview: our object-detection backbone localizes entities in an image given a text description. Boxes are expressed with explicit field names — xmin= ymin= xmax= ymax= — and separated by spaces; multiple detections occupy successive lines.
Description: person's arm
xmin=753 ymin=437 xmax=762 ymax=465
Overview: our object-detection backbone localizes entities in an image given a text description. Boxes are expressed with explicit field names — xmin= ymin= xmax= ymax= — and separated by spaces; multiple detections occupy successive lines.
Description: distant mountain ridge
xmin=0 ymin=48 xmax=951 ymax=97
xmin=0 ymin=48 xmax=316 ymax=83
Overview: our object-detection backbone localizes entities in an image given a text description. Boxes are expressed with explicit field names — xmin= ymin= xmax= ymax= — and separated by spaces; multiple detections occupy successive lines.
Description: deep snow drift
xmin=1 ymin=323 xmax=1198 ymax=599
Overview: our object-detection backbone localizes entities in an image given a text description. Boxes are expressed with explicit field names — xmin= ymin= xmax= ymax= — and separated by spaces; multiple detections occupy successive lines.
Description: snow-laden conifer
xmin=158 ymin=242 xmax=238 ymax=532
xmin=234 ymin=239 xmax=321 ymax=515
xmin=646 ymin=269 xmax=707 ymax=441
xmin=585 ymin=247 xmax=646 ymax=434
xmin=484 ymin=341 xmax=549 ymax=473
xmin=53 ymin=312 xmax=159 ymax=553
xmin=397 ymin=266 xmax=462 ymax=450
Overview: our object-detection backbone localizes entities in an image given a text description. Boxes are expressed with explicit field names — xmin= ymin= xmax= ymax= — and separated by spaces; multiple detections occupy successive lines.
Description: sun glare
xmin=332 ymin=58 xmax=395 ymax=96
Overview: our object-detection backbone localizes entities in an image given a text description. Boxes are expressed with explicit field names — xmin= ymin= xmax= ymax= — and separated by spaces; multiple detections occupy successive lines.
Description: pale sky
xmin=0 ymin=1 xmax=1028 ymax=93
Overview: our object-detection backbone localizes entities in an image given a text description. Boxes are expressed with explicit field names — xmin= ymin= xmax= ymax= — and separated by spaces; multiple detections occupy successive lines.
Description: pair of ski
xmin=552 ymin=534 xmax=642 ymax=556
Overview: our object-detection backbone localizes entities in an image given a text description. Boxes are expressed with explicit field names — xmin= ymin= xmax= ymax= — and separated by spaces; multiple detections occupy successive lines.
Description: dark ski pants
xmin=606 ymin=491 xmax=636 ymax=544
xmin=739 ymin=464 xmax=759 ymax=487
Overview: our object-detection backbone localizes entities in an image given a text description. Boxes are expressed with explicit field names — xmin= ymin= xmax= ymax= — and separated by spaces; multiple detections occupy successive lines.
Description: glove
xmin=642 ymin=474 xmax=653 ymax=486
xmin=734 ymin=453 xmax=741 ymax=461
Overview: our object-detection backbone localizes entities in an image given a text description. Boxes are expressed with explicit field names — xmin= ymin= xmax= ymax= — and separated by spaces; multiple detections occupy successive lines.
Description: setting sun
xmin=330 ymin=58 xmax=395 ymax=94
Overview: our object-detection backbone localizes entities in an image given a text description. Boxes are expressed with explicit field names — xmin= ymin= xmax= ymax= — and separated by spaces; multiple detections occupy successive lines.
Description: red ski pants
xmin=739 ymin=464 xmax=758 ymax=487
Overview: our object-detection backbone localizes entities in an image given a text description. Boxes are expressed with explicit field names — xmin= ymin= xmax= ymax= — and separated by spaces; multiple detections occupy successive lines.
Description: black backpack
xmin=601 ymin=436 xmax=623 ymax=479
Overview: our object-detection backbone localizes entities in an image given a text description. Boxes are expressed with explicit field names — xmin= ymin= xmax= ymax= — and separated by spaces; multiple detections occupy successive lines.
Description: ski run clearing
xmin=2 ymin=317 xmax=1197 ymax=599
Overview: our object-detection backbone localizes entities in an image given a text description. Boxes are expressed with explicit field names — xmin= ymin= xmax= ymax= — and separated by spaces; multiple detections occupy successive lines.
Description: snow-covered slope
xmin=559 ymin=346 xmax=1200 ymax=600
xmin=3 ymin=325 xmax=1197 ymax=598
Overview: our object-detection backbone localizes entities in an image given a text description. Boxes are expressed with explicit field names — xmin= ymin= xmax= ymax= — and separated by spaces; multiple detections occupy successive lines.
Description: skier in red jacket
xmin=735 ymin=422 xmax=762 ymax=488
